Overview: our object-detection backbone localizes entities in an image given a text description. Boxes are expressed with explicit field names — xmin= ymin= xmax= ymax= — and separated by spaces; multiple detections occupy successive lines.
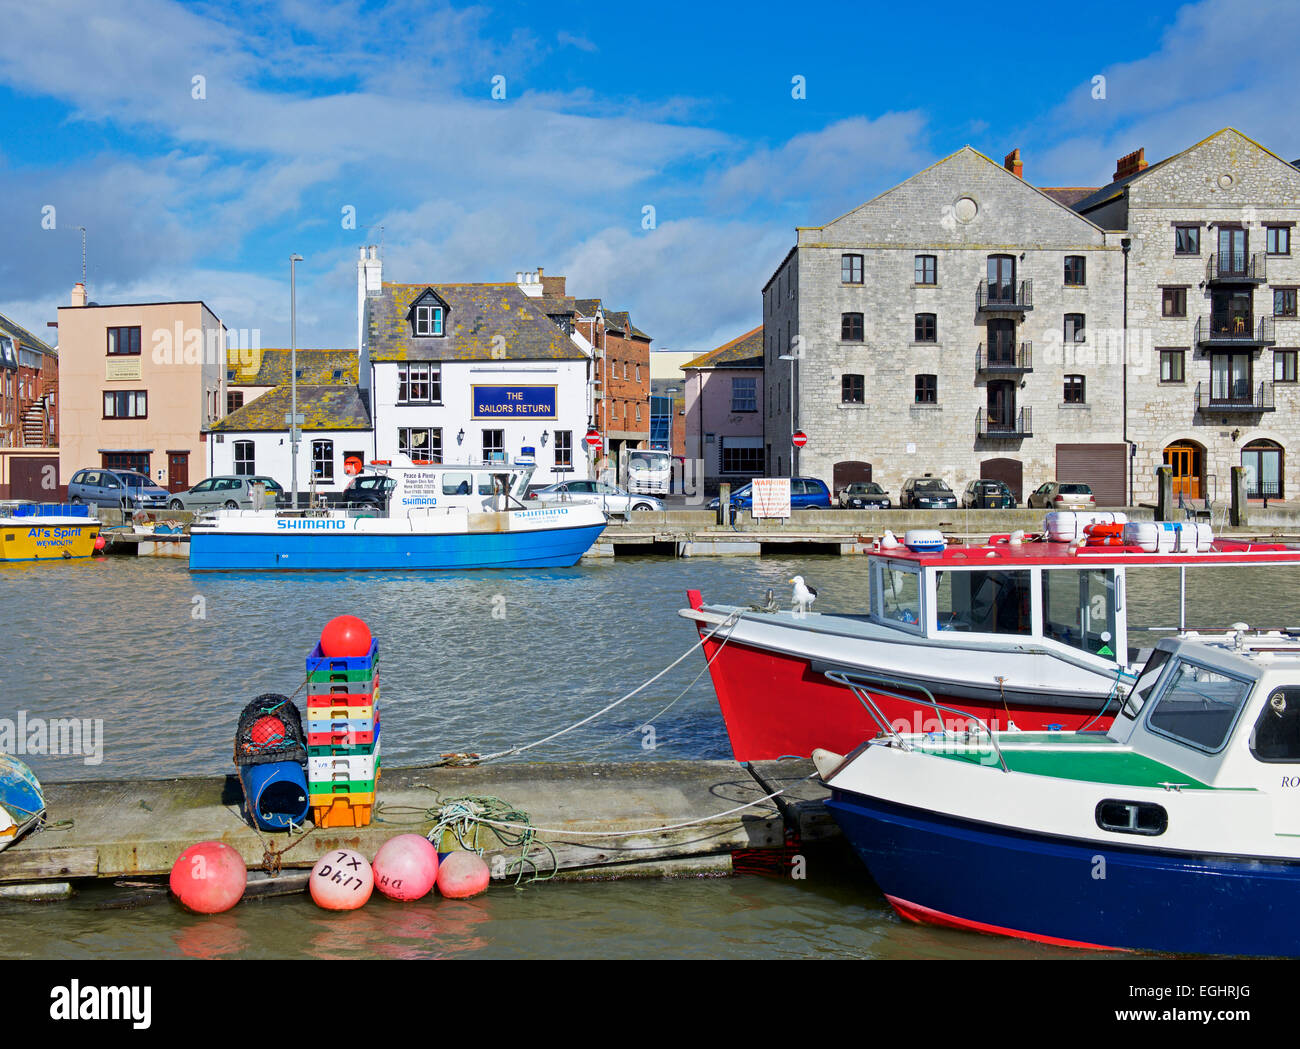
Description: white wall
xmin=209 ymin=429 xmax=373 ymax=492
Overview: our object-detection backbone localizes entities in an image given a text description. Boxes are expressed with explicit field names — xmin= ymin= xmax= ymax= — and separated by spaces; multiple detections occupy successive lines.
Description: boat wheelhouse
xmin=681 ymin=519 xmax=1300 ymax=761
xmin=189 ymin=461 xmax=607 ymax=572
xmin=815 ymin=629 xmax=1300 ymax=956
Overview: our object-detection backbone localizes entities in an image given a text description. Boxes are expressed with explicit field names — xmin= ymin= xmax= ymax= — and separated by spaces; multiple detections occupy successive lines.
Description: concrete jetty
xmin=0 ymin=760 xmax=834 ymax=894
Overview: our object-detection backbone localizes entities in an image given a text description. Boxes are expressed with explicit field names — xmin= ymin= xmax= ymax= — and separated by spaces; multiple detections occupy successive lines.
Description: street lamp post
xmin=290 ymin=253 xmax=303 ymax=509
xmin=778 ymin=352 xmax=798 ymax=476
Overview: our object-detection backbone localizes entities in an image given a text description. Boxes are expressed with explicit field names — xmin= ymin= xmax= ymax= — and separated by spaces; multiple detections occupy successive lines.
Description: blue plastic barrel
xmin=242 ymin=761 xmax=310 ymax=831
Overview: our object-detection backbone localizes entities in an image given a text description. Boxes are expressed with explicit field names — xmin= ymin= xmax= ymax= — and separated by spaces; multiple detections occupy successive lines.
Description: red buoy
xmin=93 ymin=536 xmax=107 ymax=552
xmin=169 ymin=841 xmax=247 ymax=914
xmin=436 ymin=851 xmax=491 ymax=899
xmin=373 ymin=834 xmax=440 ymax=902
xmin=249 ymin=716 xmax=286 ymax=748
xmin=319 ymin=616 xmax=372 ymax=658
xmin=309 ymin=849 xmax=374 ymax=910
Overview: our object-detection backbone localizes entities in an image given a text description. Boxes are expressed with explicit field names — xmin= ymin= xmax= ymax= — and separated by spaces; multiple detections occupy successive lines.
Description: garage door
xmin=980 ymin=458 xmax=1023 ymax=501
xmin=1055 ymin=444 xmax=1127 ymax=507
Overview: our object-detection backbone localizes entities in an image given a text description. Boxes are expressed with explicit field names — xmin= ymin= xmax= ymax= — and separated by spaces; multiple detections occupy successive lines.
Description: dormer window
xmin=415 ymin=304 xmax=444 ymax=336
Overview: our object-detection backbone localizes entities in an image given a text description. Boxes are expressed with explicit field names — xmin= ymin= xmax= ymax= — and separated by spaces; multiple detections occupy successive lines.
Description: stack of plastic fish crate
xmin=305 ymin=638 xmax=381 ymax=828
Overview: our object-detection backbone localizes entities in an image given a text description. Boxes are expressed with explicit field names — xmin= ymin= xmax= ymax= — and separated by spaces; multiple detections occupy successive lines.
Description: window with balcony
xmin=1160 ymin=349 xmax=1186 ymax=383
xmin=915 ymin=255 xmax=937 ymax=285
xmin=1162 ymin=287 xmax=1187 ymax=318
xmin=987 ymin=255 xmax=1016 ymax=302
xmin=841 ymin=312 xmax=864 ymax=341
xmin=1275 ymin=288 xmax=1298 ymax=317
xmin=1211 ymin=353 xmax=1252 ymax=403
xmin=842 ymin=254 xmax=864 ymax=284
xmin=1064 ymin=314 xmax=1086 ymax=343
xmin=1175 ymin=225 xmax=1200 ymax=255
xmin=1064 ymin=256 xmax=1086 ymax=286
xmin=914 ymin=313 xmax=937 ymax=343
xmin=731 ymin=376 xmax=757 ymax=412
xmin=1275 ymin=350 xmax=1298 ymax=384
xmin=106 ymin=327 xmax=141 ymax=356
xmin=1064 ymin=374 xmax=1086 ymax=404
xmin=842 ymin=374 xmax=865 ymax=404
xmin=1267 ymin=226 xmax=1292 ymax=256
xmin=914 ymin=374 xmax=937 ymax=404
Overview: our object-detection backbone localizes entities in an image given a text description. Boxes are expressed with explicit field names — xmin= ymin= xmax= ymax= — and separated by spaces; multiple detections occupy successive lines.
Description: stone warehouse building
xmin=1072 ymin=129 xmax=1300 ymax=505
xmin=766 ymin=129 xmax=1300 ymax=508
xmin=764 ymin=146 xmax=1127 ymax=503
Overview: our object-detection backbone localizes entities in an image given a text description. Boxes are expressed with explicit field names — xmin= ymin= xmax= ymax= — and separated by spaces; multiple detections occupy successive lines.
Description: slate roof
xmin=1038 ymin=187 xmax=1099 ymax=208
xmin=603 ymin=309 xmax=652 ymax=341
xmin=0 ymin=312 xmax=57 ymax=357
xmin=226 ymin=348 xmax=357 ymax=386
xmin=684 ymin=326 xmax=763 ymax=370
xmin=210 ymin=384 xmax=372 ymax=432
xmin=573 ymin=298 xmax=602 ymax=316
xmin=367 ymin=283 xmax=588 ymax=363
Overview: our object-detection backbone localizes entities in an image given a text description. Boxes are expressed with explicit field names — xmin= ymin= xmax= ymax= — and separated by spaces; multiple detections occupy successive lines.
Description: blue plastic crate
xmin=11 ymin=503 xmax=91 ymax=518
xmin=305 ymin=638 xmax=379 ymax=676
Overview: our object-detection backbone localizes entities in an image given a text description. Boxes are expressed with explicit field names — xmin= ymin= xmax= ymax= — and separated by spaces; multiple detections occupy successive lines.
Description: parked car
xmin=1027 ymin=481 xmax=1096 ymax=510
xmin=529 ymin=479 xmax=663 ymax=516
xmin=706 ymin=478 xmax=833 ymax=512
xmin=167 ymin=475 xmax=286 ymax=511
xmin=67 ymin=468 xmax=171 ymax=511
xmin=899 ymin=476 xmax=958 ymax=509
xmin=838 ymin=482 xmax=891 ymax=509
xmin=338 ymin=474 xmax=398 ymax=510
xmin=961 ymin=479 xmax=1016 ymax=509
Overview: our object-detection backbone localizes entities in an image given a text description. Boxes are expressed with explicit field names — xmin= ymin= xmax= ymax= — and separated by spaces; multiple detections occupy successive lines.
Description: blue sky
xmin=1 ymin=0 xmax=1296 ymax=353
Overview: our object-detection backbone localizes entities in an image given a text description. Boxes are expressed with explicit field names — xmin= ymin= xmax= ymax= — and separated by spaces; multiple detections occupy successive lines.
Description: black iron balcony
xmin=1194 ymin=315 xmax=1276 ymax=348
xmin=1195 ymin=380 xmax=1275 ymax=413
xmin=976 ymin=406 xmax=1032 ymax=438
xmin=976 ymin=341 xmax=1032 ymax=373
xmin=976 ymin=279 xmax=1033 ymax=312
xmin=1207 ymin=251 xmax=1267 ymax=284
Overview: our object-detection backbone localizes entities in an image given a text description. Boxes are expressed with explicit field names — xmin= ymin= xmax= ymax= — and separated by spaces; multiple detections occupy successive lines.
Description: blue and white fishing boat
xmin=0 ymin=755 xmax=45 ymax=852
xmin=814 ymin=627 xmax=1300 ymax=956
xmin=189 ymin=461 xmax=606 ymax=571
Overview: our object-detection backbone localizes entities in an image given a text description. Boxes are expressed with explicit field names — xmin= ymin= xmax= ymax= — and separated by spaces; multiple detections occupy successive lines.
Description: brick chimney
xmin=70 ymin=282 xmax=86 ymax=307
xmin=1113 ymin=147 xmax=1147 ymax=182
xmin=1003 ymin=148 xmax=1023 ymax=179
xmin=540 ymin=273 xmax=567 ymax=297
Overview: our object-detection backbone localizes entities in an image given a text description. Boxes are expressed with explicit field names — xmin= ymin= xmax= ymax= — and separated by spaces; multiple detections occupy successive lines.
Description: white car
xmin=528 ymin=480 xmax=663 ymax=516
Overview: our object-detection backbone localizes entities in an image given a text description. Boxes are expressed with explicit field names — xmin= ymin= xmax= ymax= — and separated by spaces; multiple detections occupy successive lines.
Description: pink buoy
xmin=309 ymin=848 xmax=374 ymax=910
xmin=373 ymin=834 xmax=440 ymax=902
xmin=169 ymin=841 xmax=247 ymax=914
xmin=320 ymin=615 xmax=372 ymax=658
xmin=436 ymin=851 xmax=491 ymax=899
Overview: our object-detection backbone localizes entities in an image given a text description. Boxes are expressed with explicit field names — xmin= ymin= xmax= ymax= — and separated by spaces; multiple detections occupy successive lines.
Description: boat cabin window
xmin=935 ymin=569 xmax=1032 ymax=635
xmin=1146 ymin=659 xmax=1253 ymax=754
xmin=475 ymin=473 xmax=499 ymax=496
xmin=874 ymin=562 xmax=922 ymax=632
xmin=1121 ymin=648 xmax=1172 ymax=719
xmin=1041 ymin=568 xmax=1119 ymax=660
xmin=1250 ymin=688 xmax=1300 ymax=763
xmin=442 ymin=472 xmax=474 ymax=495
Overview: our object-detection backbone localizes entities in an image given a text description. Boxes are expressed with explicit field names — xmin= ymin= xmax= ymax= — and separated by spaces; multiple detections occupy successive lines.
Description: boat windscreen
xmin=1146 ymin=659 xmax=1253 ymax=753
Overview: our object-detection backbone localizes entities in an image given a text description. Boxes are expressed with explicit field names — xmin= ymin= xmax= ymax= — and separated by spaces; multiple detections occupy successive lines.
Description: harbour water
xmin=2 ymin=553 xmax=1297 ymax=959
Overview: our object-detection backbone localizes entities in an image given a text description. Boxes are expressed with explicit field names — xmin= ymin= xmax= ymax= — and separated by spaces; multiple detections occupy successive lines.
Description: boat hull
xmin=697 ymin=629 xmax=1113 ymax=761
xmin=190 ymin=520 xmax=606 ymax=571
xmin=828 ymin=789 xmax=1300 ymax=957
xmin=0 ymin=519 xmax=100 ymax=561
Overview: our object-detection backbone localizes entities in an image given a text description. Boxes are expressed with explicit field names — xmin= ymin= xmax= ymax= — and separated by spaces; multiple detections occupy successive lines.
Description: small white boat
xmin=0 ymin=755 xmax=45 ymax=851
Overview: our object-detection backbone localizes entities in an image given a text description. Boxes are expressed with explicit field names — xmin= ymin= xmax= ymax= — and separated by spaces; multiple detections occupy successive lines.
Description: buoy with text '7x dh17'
xmin=437 ymin=850 xmax=491 ymax=899
xmin=373 ymin=834 xmax=440 ymax=901
xmin=170 ymin=841 xmax=247 ymax=914
xmin=319 ymin=615 xmax=372 ymax=658
xmin=310 ymin=849 xmax=374 ymax=910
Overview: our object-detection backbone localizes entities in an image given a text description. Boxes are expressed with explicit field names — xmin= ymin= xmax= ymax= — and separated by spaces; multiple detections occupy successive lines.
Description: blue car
xmin=707 ymin=478 xmax=832 ymax=512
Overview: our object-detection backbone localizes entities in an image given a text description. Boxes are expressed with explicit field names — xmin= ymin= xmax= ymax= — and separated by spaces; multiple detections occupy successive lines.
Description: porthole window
xmin=1095 ymin=799 xmax=1168 ymax=836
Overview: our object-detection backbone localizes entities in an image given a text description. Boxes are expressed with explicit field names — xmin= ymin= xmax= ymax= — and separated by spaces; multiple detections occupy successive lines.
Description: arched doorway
xmin=980 ymin=458 xmax=1023 ymax=502
xmin=1163 ymin=441 xmax=1204 ymax=500
xmin=1242 ymin=440 xmax=1283 ymax=500
xmin=832 ymin=461 xmax=872 ymax=495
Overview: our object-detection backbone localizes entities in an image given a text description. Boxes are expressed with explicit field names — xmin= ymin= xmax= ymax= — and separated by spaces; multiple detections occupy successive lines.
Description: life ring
xmin=344 ymin=456 xmax=363 ymax=476
xmin=1084 ymin=522 xmax=1122 ymax=538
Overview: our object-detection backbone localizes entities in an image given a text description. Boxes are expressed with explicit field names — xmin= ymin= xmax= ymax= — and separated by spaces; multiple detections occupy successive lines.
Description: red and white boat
xmin=680 ymin=517 xmax=1300 ymax=761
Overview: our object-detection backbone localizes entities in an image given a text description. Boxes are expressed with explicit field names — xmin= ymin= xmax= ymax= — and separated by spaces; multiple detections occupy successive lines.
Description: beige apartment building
xmin=57 ymin=285 xmax=227 ymax=490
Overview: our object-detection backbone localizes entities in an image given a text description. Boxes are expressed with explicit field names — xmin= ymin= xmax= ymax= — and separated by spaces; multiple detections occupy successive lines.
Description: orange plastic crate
xmin=311 ymin=791 xmax=375 ymax=828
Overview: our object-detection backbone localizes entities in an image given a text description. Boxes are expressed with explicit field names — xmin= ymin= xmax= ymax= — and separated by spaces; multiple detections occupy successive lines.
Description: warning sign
xmin=751 ymin=478 xmax=791 ymax=519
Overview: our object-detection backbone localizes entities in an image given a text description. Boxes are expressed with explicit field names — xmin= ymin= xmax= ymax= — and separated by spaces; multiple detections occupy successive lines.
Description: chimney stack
xmin=1003 ymin=148 xmax=1023 ymax=179
xmin=70 ymin=282 xmax=86 ymax=307
xmin=1113 ymin=147 xmax=1147 ymax=182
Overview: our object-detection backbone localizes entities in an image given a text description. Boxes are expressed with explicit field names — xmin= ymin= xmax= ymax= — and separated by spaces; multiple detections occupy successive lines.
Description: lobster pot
xmin=1045 ymin=511 xmax=1129 ymax=543
xmin=241 ymin=760 xmax=310 ymax=831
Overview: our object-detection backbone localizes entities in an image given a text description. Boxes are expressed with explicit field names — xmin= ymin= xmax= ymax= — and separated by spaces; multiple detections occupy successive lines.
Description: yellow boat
xmin=0 ymin=504 xmax=101 ymax=561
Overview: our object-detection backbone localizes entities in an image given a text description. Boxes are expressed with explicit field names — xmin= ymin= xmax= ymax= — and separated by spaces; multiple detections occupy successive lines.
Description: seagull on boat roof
xmin=790 ymin=575 xmax=818 ymax=614
xmin=880 ymin=529 xmax=901 ymax=549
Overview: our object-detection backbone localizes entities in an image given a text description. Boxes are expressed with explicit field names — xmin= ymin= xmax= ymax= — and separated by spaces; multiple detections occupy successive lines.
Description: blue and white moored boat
xmin=815 ymin=628 xmax=1300 ymax=956
xmin=189 ymin=461 xmax=606 ymax=571
xmin=0 ymin=755 xmax=45 ymax=852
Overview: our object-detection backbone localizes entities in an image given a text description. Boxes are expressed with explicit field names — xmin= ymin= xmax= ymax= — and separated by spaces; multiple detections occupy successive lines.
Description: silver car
xmin=67 ymin=468 xmax=171 ymax=510
xmin=528 ymin=479 xmax=663 ymax=516
xmin=167 ymin=475 xmax=286 ymax=511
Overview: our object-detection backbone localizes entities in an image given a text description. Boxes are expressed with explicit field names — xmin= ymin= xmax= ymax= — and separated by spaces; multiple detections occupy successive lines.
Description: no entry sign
xmin=792 ymin=430 xmax=808 ymax=448
xmin=584 ymin=429 xmax=603 ymax=452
